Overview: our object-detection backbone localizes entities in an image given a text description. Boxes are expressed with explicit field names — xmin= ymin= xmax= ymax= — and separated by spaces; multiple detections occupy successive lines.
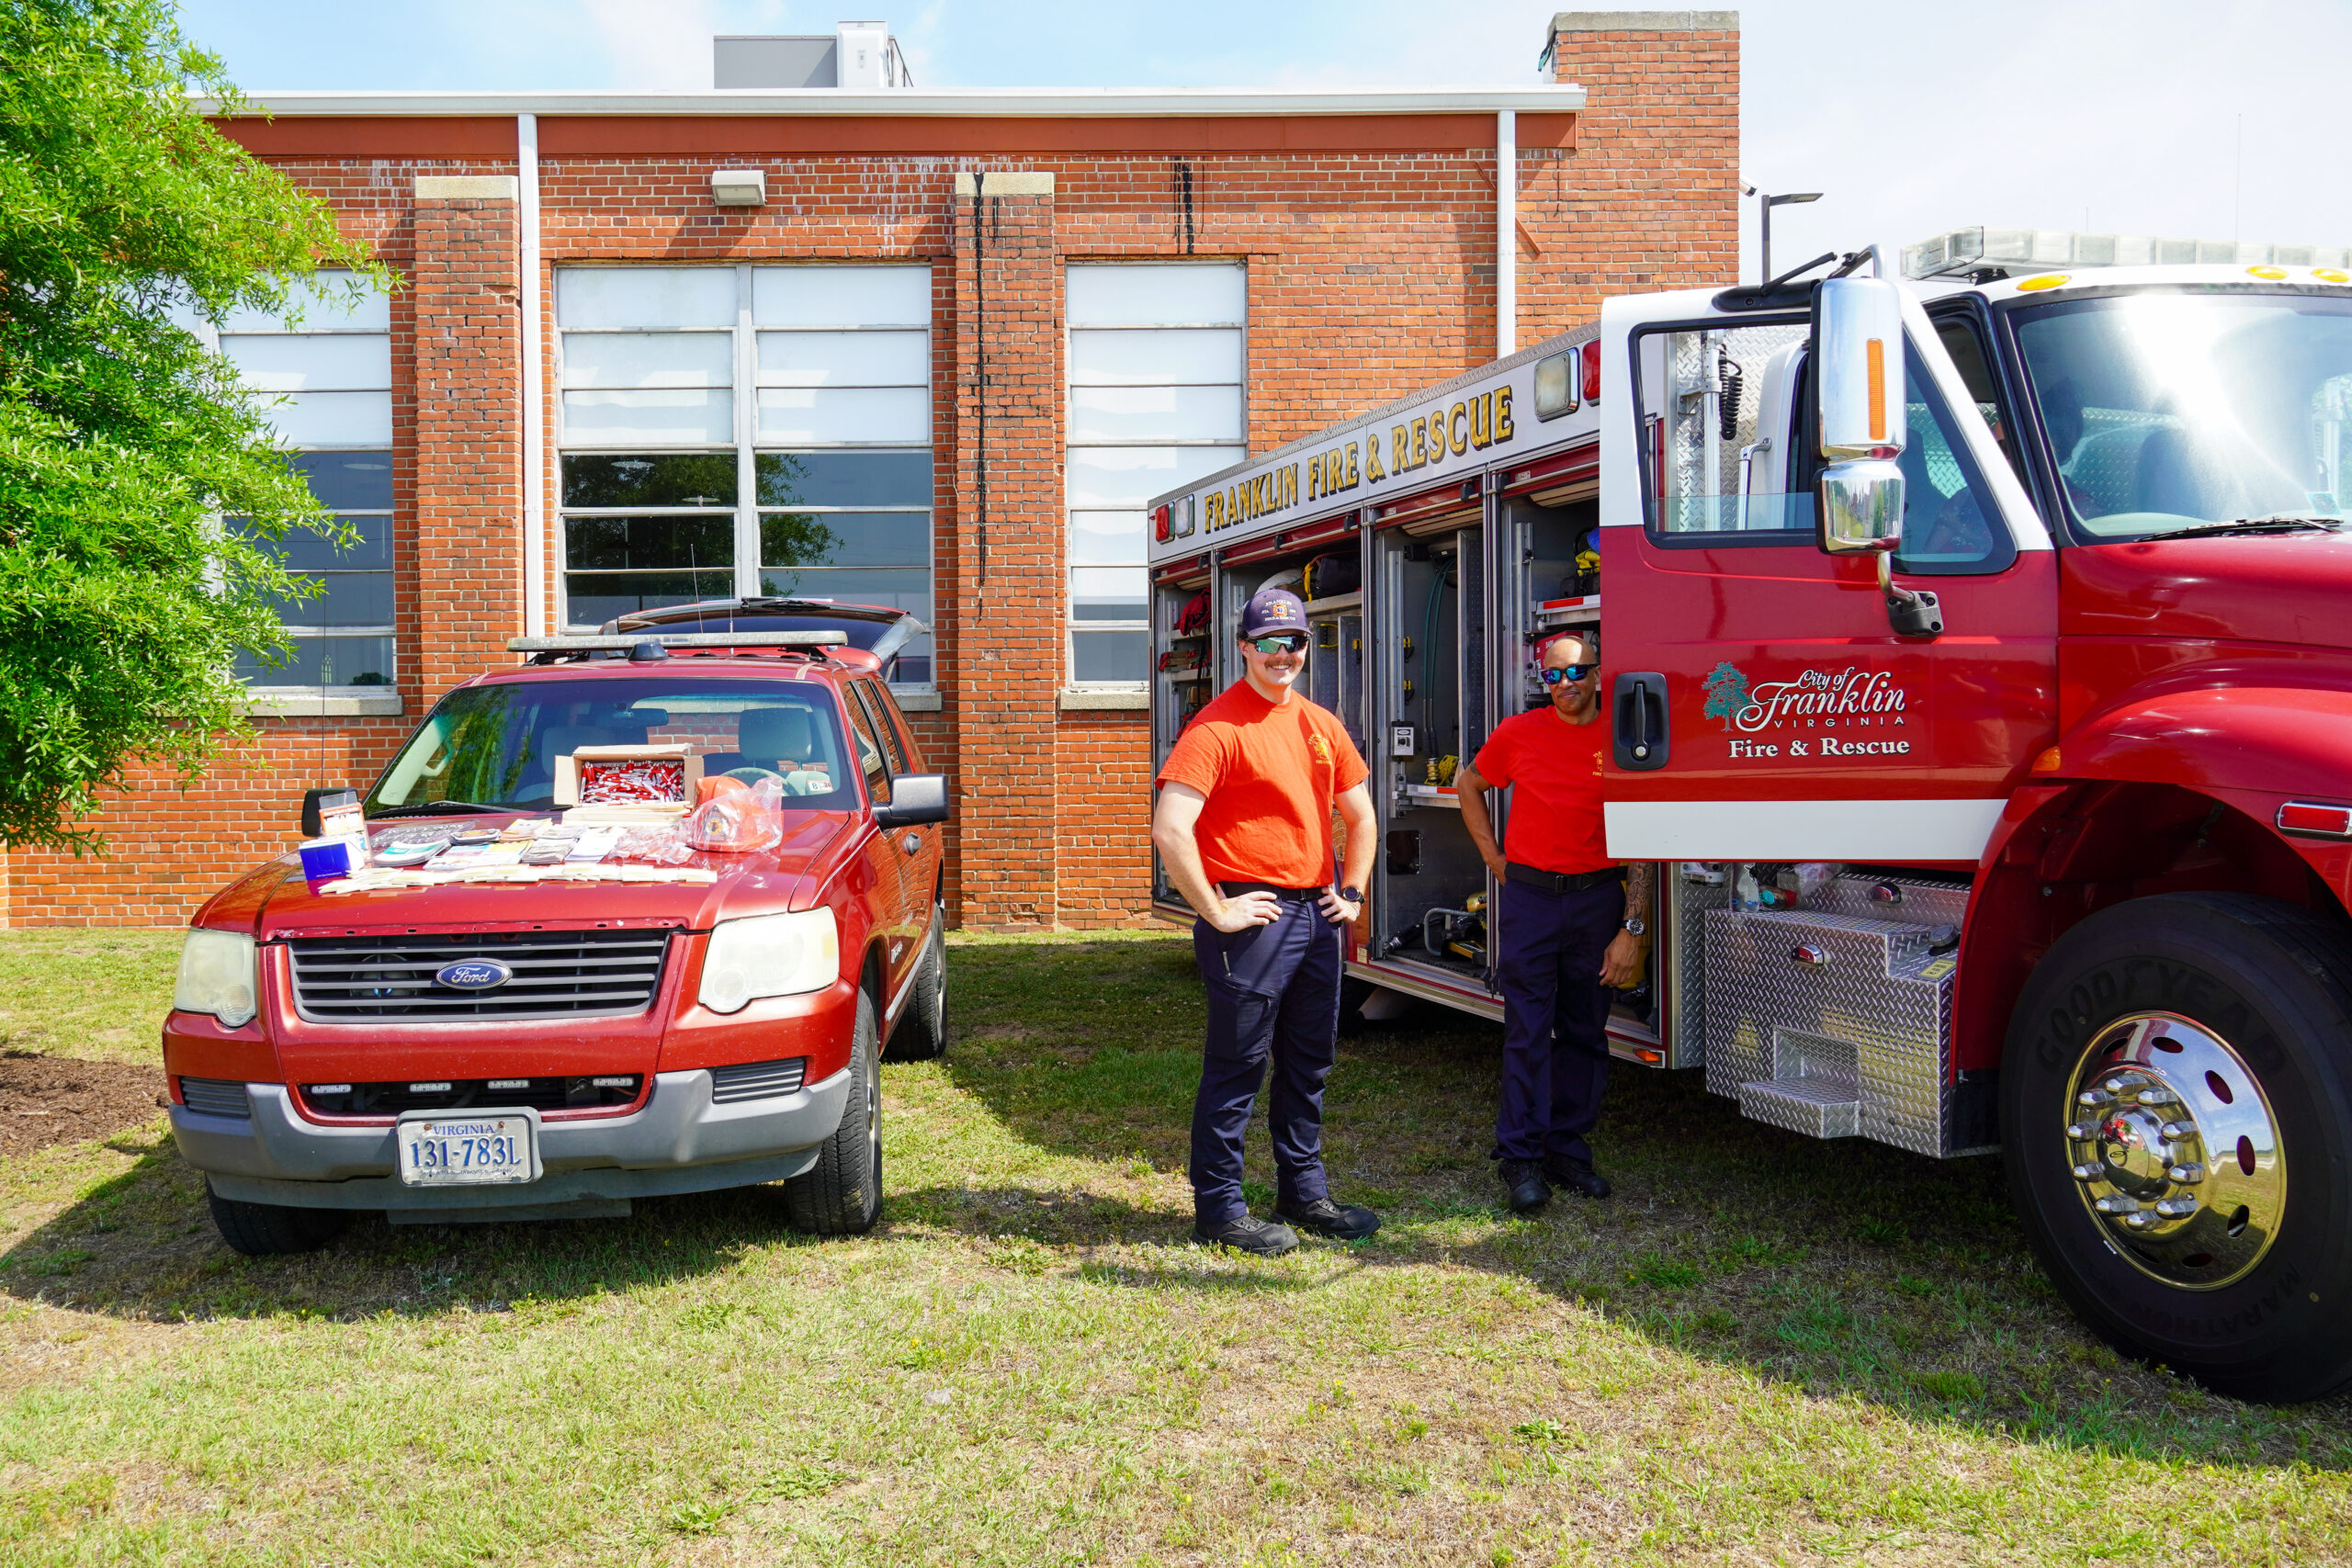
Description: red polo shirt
xmin=1472 ymin=706 xmax=1612 ymax=874
xmin=1157 ymin=682 xmax=1369 ymax=887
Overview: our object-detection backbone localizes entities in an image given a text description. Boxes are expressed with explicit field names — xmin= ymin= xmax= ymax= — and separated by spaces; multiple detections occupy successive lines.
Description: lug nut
xmin=2168 ymin=1163 xmax=2205 ymax=1184
xmin=2156 ymin=1198 xmax=2199 ymax=1218
xmin=2078 ymin=1089 xmax=2114 ymax=1108
xmin=2160 ymin=1122 xmax=2196 ymax=1141
xmin=2103 ymin=1077 xmax=2127 ymax=1093
xmin=2094 ymin=1195 xmax=2141 ymax=1215
xmin=2073 ymin=1162 xmax=2104 ymax=1181
xmin=2125 ymin=1212 xmax=2158 ymax=1230
xmin=2066 ymin=1122 xmax=2094 ymax=1140
xmin=2136 ymin=1087 xmax=2177 ymax=1106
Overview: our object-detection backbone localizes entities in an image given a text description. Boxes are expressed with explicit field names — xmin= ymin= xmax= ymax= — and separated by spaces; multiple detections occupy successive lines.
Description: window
xmin=1065 ymin=264 xmax=1246 ymax=684
xmin=557 ymin=265 xmax=934 ymax=686
xmin=841 ymin=682 xmax=893 ymax=805
xmin=203 ymin=272 xmax=395 ymax=691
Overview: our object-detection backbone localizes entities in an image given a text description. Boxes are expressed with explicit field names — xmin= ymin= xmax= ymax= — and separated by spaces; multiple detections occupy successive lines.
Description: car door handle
xmin=900 ymin=832 xmax=923 ymax=855
xmin=1611 ymin=672 xmax=1671 ymax=772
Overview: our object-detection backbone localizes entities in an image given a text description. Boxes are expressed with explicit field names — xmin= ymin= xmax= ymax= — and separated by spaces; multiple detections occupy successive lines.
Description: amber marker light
xmin=2247 ymin=265 xmax=2290 ymax=280
xmin=2031 ymin=746 xmax=2064 ymax=773
xmin=2016 ymin=275 xmax=2070 ymax=291
xmin=1866 ymin=338 xmax=1887 ymax=444
xmin=2316 ymin=269 xmax=2351 ymax=284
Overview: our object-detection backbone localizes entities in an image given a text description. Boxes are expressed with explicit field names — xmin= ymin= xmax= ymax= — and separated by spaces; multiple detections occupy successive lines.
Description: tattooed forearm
xmin=1623 ymin=861 xmax=1655 ymax=926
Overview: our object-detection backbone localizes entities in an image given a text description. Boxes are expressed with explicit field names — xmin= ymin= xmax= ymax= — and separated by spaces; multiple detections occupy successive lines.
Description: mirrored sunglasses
xmin=1538 ymin=663 xmax=1596 ymax=685
xmin=1250 ymin=634 xmax=1309 ymax=655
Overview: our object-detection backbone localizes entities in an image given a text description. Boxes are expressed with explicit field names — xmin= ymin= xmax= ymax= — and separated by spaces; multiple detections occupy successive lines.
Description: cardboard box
xmin=552 ymin=744 xmax=703 ymax=809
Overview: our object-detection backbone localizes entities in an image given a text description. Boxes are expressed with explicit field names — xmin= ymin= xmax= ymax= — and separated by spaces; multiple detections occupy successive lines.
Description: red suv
xmin=164 ymin=613 xmax=948 ymax=1253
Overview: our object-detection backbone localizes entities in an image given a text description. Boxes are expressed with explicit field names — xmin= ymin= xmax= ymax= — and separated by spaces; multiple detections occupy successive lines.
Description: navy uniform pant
xmin=1493 ymin=878 xmax=1620 ymax=1164
xmin=1189 ymin=897 xmax=1340 ymax=1224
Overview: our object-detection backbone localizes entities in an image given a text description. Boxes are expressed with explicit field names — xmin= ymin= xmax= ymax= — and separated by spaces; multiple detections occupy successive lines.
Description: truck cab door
xmin=842 ymin=682 xmax=922 ymax=998
xmin=1595 ymin=287 xmax=2058 ymax=866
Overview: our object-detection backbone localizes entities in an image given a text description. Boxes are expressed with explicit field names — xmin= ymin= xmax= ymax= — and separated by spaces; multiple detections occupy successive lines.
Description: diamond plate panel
xmin=1701 ymin=907 xmax=1962 ymax=1156
xmin=1738 ymin=1076 xmax=1860 ymax=1139
xmin=1810 ymin=870 xmax=1970 ymax=929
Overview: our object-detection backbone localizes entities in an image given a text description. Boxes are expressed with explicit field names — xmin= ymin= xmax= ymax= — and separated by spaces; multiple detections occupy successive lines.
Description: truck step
xmin=1737 ymin=1077 xmax=1860 ymax=1140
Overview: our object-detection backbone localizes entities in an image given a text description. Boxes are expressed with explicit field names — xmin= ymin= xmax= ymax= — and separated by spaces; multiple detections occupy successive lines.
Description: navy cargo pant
xmin=1190 ymin=891 xmax=1340 ymax=1224
xmin=1493 ymin=878 xmax=1620 ymax=1164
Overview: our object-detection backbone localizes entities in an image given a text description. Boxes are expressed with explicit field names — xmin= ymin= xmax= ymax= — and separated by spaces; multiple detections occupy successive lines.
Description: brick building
xmin=0 ymin=9 xmax=1740 ymax=931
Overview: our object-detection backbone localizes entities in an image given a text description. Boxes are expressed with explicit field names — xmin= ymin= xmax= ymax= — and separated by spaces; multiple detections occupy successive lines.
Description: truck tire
xmin=2002 ymin=892 xmax=2352 ymax=1403
xmin=885 ymin=905 xmax=948 ymax=1062
xmin=205 ymin=1182 xmax=350 ymax=1257
xmin=786 ymin=987 xmax=883 ymax=1235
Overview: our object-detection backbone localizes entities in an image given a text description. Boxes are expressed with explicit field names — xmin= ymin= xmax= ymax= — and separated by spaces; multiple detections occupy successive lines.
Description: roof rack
xmin=505 ymin=631 xmax=850 ymax=665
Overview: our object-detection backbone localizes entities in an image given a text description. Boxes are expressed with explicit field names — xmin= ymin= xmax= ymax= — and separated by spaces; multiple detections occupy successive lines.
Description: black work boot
xmin=1498 ymin=1158 xmax=1553 ymax=1214
xmin=1192 ymin=1214 xmax=1300 ymax=1257
xmin=1276 ymin=1196 xmax=1381 ymax=1242
xmin=1544 ymin=1154 xmax=1612 ymax=1200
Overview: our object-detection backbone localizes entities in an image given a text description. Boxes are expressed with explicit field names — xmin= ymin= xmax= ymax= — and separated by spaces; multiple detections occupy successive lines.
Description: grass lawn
xmin=4 ymin=926 xmax=2349 ymax=1563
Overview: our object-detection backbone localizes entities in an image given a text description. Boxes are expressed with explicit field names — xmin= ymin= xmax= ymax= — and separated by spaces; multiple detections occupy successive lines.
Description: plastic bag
xmin=685 ymin=773 xmax=784 ymax=852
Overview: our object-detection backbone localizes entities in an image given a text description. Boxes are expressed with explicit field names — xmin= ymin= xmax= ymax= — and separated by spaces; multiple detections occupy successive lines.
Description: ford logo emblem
xmin=435 ymin=959 xmax=513 ymax=991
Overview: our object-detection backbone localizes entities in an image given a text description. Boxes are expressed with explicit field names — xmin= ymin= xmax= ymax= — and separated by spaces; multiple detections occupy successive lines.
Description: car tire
xmin=206 ymin=1182 xmax=351 ymax=1257
xmin=886 ymin=905 xmax=948 ymax=1062
xmin=2002 ymin=892 xmax=2352 ymax=1403
xmin=786 ymin=986 xmax=883 ymax=1235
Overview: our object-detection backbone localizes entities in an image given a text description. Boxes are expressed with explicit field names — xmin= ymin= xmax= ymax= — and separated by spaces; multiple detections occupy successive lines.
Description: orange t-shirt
xmin=1472 ymin=706 xmax=1612 ymax=874
xmin=1157 ymin=682 xmax=1370 ymax=887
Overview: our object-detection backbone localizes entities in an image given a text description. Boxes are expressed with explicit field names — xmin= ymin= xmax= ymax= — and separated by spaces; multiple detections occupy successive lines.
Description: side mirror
xmin=301 ymin=787 xmax=361 ymax=839
xmin=874 ymin=773 xmax=950 ymax=829
xmin=1812 ymin=276 xmax=1907 ymax=556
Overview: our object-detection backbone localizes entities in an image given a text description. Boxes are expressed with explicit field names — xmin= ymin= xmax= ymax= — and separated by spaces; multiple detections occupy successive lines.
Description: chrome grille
xmin=180 ymin=1077 xmax=252 ymax=1117
xmin=709 ymin=1057 xmax=808 ymax=1103
xmin=286 ymin=930 xmax=673 ymax=1023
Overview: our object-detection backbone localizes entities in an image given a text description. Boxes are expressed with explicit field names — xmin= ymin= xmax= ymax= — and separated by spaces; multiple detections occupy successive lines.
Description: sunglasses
xmin=1249 ymin=634 xmax=1309 ymax=655
xmin=1537 ymin=663 xmax=1596 ymax=685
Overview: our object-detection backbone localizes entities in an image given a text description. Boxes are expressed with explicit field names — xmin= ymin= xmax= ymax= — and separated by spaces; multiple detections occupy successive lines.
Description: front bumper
xmin=174 ymin=1067 xmax=850 ymax=1215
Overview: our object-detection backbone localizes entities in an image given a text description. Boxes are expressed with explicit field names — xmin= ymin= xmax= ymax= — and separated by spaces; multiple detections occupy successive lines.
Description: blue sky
xmin=180 ymin=0 xmax=2352 ymax=282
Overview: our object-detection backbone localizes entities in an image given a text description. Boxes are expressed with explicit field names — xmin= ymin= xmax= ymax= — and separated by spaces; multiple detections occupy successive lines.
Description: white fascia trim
xmin=198 ymin=86 xmax=1585 ymax=118
xmin=1604 ymin=797 xmax=2007 ymax=863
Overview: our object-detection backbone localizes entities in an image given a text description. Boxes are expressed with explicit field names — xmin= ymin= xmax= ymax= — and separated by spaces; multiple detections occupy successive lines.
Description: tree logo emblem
xmin=1702 ymin=662 xmax=1751 ymax=731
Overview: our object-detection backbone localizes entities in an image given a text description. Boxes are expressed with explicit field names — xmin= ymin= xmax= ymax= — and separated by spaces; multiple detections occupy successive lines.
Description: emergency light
xmin=1152 ymin=503 xmax=1173 ymax=543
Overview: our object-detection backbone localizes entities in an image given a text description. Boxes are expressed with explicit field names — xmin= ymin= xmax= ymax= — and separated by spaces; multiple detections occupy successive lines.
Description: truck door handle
xmin=1611 ymin=672 xmax=1670 ymax=772
xmin=900 ymin=832 xmax=923 ymax=855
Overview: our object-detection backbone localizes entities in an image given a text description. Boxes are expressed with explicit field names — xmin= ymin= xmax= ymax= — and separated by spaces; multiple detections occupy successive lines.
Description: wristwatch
xmin=1339 ymin=886 xmax=1364 ymax=905
xmin=1622 ymin=917 xmax=1647 ymax=937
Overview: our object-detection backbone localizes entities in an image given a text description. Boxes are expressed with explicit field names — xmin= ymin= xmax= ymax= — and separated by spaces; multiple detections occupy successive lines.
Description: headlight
xmin=175 ymin=929 xmax=258 ymax=1029
xmin=697 ymin=909 xmax=839 ymax=1015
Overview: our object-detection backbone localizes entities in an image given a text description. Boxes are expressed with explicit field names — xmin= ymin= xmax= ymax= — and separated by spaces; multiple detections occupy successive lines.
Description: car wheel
xmin=206 ymin=1182 xmax=351 ymax=1257
xmin=886 ymin=905 xmax=948 ymax=1062
xmin=2002 ymin=892 xmax=2352 ymax=1403
xmin=786 ymin=986 xmax=883 ymax=1235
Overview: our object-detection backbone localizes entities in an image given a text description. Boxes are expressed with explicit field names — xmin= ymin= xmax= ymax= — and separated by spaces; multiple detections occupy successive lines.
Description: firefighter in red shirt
xmin=1456 ymin=629 xmax=1653 ymax=1213
xmin=1152 ymin=585 xmax=1381 ymax=1257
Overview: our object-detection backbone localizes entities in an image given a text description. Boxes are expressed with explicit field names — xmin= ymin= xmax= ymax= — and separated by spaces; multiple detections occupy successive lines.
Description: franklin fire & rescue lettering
xmin=1727 ymin=667 xmax=1907 ymax=733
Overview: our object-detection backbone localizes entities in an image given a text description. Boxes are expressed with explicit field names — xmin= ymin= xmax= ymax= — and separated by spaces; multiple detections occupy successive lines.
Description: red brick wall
xmin=7 ymin=19 xmax=1743 ymax=929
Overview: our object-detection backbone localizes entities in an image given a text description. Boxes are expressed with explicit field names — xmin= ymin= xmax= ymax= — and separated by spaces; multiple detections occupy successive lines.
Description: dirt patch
xmin=0 ymin=1051 xmax=167 ymax=1157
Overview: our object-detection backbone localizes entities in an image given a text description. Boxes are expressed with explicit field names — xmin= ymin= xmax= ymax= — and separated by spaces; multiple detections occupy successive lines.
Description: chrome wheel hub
xmin=2064 ymin=1012 xmax=2284 ymax=1290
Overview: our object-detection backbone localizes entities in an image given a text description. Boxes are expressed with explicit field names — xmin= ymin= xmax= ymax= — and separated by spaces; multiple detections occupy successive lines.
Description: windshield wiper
xmin=368 ymin=800 xmax=508 ymax=818
xmin=2155 ymin=514 xmax=2346 ymax=541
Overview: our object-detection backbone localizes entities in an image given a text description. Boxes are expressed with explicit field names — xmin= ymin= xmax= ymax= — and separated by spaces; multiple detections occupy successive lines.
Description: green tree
xmin=0 ymin=0 xmax=388 ymax=852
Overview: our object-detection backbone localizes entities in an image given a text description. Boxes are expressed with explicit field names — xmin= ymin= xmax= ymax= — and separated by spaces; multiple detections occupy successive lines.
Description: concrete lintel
xmin=244 ymin=689 xmax=405 ymax=718
xmin=954 ymin=171 xmax=1054 ymax=197
xmin=414 ymin=175 xmax=519 ymax=200
xmin=1552 ymin=9 xmax=1740 ymax=30
xmin=890 ymin=688 xmax=944 ymax=712
xmin=1059 ymin=687 xmax=1148 ymax=711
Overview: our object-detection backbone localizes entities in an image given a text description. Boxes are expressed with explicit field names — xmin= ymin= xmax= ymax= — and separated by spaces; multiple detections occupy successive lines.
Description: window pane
xmin=233 ymin=513 xmax=391 ymax=571
xmin=263 ymin=571 xmax=394 ymax=629
xmin=222 ymin=333 xmax=390 ymax=391
xmin=1069 ymin=510 xmax=1144 ymax=566
xmin=565 ymin=570 xmax=736 ymax=626
xmin=755 ymin=330 xmax=928 ymax=387
xmin=1070 ymin=567 xmax=1147 ymax=621
xmin=1068 ymin=445 xmax=1243 ymax=507
xmin=221 ymin=271 xmax=390 ymax=333
xmin=565 ymin=514 xmax=735 ymax=571
xmin=289 ymin=451 xmax=393 ymax=511
xmin=558 ymin=267 xmax=736 ymax=329
xmin=560 ymin=332 xmax=732 ymax=389
xmin=260 ymin=391 xmax=392 ymax=447
xmin=235 ymin=635 xmax=395 ymax=686
xmin=1069 ymin=327 xmax=1242 ymax=386
xmin=561 ymin=453 xmax=738 ymax=509
xmin=757 ymin=450 xmax=932 ymax=506
xmin=1071 ymin=630 xmax=1148 ymax=682
xmin=1070 ymin=384 xmax=1242 ymax=443
xmin=755 ymin=566 xmax=930 ymax=613
xmin=753 ymin=265 xmax=931 ymax=327
xmin=762 ymin=511 xmax=929 ymax=569
xmin=561 ymin=389 xmax=733 ymax=446
xmin=756 ymin=387 xmax=929 ymax=445
xmin=1068 ymin=264 xmax=1244 ymax=327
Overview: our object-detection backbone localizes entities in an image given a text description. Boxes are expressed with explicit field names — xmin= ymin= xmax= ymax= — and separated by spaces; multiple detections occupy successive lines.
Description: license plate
xmin=396 ymin=1112 xmax=539 ymax=1188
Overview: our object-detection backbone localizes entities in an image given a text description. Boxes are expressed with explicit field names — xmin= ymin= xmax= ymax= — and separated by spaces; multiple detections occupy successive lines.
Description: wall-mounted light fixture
xmin=710 ymin=168 xmax=767 ymax=207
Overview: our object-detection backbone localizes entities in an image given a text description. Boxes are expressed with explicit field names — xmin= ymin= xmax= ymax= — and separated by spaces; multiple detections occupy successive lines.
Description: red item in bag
xmin=685 ymin=774 xmax=784 ymax=852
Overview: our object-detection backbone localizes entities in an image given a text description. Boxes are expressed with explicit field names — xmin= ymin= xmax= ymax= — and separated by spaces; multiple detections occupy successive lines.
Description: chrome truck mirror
xmin=1812 ymin=275 xmax=1941 ymax=638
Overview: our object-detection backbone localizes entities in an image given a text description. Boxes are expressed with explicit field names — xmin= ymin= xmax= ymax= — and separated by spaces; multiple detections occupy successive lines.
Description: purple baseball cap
xmin=1239 ymin=584 xmax=1310 ymax=639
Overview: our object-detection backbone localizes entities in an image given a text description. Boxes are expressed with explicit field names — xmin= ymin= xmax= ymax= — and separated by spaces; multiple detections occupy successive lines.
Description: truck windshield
xmin=364 ymin=676 xmax=858 ymax=815
xmin=2012 ymin=292 xmax=2352 ymax=541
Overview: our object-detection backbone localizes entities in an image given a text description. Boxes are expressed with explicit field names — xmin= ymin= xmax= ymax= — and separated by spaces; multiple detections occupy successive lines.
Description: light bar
xmin=504 ymin=631 xmax=850 ymax=652
xmin=1904 ymin=226 xmax=2352 ymax=279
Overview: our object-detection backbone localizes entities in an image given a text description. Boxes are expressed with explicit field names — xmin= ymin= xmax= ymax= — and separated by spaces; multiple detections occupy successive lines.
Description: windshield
xmin=2012 ymin=291 xmax=2352 ymax=541
xmin=364 ymin=676 xmax=858 ymax=815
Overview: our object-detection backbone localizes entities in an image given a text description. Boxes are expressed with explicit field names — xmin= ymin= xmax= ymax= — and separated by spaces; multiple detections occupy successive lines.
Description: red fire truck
xmin=1146 ymin=236 xmax=2352 ymax=1402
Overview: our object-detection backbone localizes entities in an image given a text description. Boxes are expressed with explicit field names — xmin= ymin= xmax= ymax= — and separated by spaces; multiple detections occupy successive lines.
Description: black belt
xmin=1218 ymin=881 xmax=1326 ymax=902
xmin=1505 ymin=862 xmax=1625 ymax=895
